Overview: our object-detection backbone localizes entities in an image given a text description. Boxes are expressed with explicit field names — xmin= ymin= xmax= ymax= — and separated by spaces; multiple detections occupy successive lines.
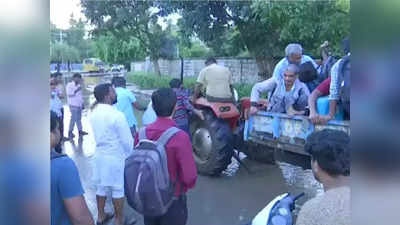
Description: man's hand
xmin=249 ymin=106 xmax=258 ymax=116
xmin=194 ymin=109 xmax=205 ymax=120
xmin=74 ymin=86 xmax=82 ymax=94
xmin=309 ymin=112 xmax=321 ymax=124
xmin=319 ymin=115 xmax=333 ymax=124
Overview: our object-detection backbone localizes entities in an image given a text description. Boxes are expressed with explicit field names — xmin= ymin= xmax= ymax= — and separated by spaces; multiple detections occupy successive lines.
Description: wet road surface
xmin=60 ymin=79 xmax=321 ymax=225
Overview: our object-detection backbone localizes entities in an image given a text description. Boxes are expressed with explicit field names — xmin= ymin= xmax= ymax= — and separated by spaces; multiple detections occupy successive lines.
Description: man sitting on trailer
xmin=249 ymin=64 xmax=310 ymax=116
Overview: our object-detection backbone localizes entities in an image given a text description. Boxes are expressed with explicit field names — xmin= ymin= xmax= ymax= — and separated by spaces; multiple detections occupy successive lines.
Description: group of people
xmin=50 ymin=39 xmax=350 ymax=225
xmin=51 ymin=74 xmax=198 ymax=225
xmin=50 ymin=72 xmax=88 ymax=153
xmin=249 ymin=39 xmax=351 ymax=124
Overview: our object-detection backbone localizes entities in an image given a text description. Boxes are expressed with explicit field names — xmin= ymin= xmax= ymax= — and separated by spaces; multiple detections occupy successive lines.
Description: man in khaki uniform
xmin=193 ymin=57 xmax=233 ymax=102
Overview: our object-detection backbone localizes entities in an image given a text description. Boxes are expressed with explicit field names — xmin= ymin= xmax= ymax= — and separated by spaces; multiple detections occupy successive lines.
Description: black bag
xmin=298 ymin=61 xmax=318 ymax=83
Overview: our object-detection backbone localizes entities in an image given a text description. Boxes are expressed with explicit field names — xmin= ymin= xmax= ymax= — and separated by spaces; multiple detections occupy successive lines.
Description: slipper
xmin=96 ymin=213 xmax=114 ymax=225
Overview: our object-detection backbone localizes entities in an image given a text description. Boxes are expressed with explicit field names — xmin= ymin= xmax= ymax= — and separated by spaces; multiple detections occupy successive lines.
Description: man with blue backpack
xmin=125 ymin=88 xmax=197 ymax=225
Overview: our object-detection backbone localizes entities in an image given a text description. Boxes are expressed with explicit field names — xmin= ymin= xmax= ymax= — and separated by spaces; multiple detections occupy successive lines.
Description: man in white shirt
xmin=89 ymin=83 xmax=134 ymax=225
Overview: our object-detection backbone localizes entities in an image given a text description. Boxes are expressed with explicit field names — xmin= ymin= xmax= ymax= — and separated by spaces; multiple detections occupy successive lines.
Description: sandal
xmin=96 ymin=213 xmax=114 ymax=225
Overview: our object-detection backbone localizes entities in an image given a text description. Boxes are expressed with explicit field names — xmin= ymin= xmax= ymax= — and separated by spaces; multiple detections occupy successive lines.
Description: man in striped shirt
xmin=169 ymin=79 xmax=204 ymax=137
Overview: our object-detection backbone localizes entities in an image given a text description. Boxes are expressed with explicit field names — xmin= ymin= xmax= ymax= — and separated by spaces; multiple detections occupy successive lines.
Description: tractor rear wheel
xmin=190 ymin=109 xmax=234 ymax=176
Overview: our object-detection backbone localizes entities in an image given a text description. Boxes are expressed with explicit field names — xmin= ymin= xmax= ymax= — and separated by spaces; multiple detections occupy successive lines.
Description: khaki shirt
xmin=197 ymin=63 xmax=233 ymax=99
xmin=296 ymin=186 xmax=350 ymax=225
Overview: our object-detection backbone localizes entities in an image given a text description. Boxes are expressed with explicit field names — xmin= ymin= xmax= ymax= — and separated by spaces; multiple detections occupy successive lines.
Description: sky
xmin=50 ymin=0 xmax=85 ymax=29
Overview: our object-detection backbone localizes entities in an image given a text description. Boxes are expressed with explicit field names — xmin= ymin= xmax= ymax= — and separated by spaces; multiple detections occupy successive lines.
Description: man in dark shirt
xmin=169 ymin=78 xmax=204 ymax=136
xmin=50 ymin=111 xmax=94 ymax=225
xmin=134 ymin=88 xmax=198 ymax=225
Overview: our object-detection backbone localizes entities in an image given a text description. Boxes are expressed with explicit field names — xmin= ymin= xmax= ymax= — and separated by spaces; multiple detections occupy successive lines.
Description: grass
xmin=127 ymin=71 xmax=254 ymax=99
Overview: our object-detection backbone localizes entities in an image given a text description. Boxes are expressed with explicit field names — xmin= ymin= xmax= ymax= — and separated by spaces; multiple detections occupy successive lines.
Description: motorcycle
xmin=246 ymin=192 xmax=304 ymax=225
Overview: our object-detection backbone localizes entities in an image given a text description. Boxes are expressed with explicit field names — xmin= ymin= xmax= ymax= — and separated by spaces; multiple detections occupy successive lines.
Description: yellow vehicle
xmin=83 ymin=58 xmax=105 ymax=73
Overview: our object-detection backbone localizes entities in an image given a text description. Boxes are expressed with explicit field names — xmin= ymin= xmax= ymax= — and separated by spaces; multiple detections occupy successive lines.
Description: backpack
xmin=338 ymin=55 xmax=350 ymax=117
xmin=124 ymin=127 xmax=180 ymax=217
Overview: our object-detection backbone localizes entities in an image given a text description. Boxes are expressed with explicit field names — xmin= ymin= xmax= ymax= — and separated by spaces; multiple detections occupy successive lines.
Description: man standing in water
xmin=66 ymin=73 xmax=88 ymax=139
xmin=89 ymin=83 xmax=135 ymax=225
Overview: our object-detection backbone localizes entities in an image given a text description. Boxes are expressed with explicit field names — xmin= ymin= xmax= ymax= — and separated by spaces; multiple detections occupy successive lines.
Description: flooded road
xmin=60 ymin=77 xmax=321 ymax=225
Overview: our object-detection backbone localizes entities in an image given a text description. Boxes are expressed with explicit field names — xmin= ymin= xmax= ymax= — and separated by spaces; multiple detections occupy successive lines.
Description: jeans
xmin=69 ymin=105 xmax=82 ymax=133
xmin=144 ymin=195 xmax=188 ymax=225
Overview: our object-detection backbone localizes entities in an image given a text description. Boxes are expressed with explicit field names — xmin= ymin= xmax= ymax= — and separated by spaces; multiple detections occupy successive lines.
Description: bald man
xmin=250 ymin=64 xmax=310 ymax=116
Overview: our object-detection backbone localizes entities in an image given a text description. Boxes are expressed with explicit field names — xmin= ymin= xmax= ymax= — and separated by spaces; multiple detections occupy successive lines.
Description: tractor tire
xmin=190 ymin=109 xmax=234 ymax=176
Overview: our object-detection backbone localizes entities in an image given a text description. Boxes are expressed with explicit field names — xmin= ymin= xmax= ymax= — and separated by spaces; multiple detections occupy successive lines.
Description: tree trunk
xmin=152 ymin=58 xmax=161 ymax=76
xmin=254 ymin=56 xmax=276 ymax=80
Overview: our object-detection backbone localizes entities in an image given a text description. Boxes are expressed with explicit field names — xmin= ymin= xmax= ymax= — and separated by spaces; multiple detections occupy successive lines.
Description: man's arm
xmin=115 ymin=113 xmax=134 ymax=156
xmin=249 ymin=78 xmax=276 ymax=115
xmin=175 ymin=132 xmax=197 ymax=189
xmin=59 ymin=158 xmax=93 ymax=225
xmin=64 ymin=196 xmax=94 ymax=225
xmin=308 ymin=89 xmax=323 ymax=122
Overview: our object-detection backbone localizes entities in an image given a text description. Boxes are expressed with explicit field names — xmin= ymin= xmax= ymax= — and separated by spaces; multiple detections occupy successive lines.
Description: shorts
xmin=96 ymin=185 xmax=124 ymax=199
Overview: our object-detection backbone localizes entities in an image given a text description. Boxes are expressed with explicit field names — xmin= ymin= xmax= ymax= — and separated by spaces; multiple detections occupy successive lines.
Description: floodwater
xmin=59 ymin=77 xmax=322 ymax=225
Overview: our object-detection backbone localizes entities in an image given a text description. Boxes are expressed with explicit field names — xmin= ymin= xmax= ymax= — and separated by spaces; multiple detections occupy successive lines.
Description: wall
xmin=131 ymin=58 xmax=263 ymax=84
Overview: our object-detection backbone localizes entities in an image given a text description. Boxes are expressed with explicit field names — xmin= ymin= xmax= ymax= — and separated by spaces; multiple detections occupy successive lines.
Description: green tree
xmin=163 ymin=0 xmax=350 ymax=78
xmin=50 ymin=42 xmax=80 ymax=63
xmin=92 ymin=32 xmax=146 ymax=68
xmin=81 ymin=0 xmax=178 ymax=76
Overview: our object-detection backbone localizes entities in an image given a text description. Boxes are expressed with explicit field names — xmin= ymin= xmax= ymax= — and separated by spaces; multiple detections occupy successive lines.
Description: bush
xmin=233 ymin=83 xmax=253 ymax=99
xmin=127 ymin=71 xmax=254 ymax=98
xmin=127 ymin=72 xmax=197 ymax=90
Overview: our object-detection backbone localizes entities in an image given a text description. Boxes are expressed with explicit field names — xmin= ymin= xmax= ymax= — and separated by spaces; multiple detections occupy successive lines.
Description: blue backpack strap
xmin=156 ymin=127 xmax=180 ymax=147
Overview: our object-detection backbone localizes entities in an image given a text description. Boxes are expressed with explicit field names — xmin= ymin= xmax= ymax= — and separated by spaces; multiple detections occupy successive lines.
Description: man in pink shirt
xmin=134 ymin=88 xmax=197 ymax=225
xmin=66 ymin=73 xmax=88 ymax=139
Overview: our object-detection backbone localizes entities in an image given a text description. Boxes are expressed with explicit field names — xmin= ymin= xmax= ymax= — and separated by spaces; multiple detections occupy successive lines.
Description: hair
xmin=51 ymin=72 xmax=62 ymax=78
xmin=205 ymin=57 xmax=217 ymax=65
xmin=112 ymin=77 xmax=126 ymax=88
xmin=50 ymin=111 xmax=59 ymax=133
xmin=285 ymin=43 xmax=303 ymax=57
xmin=151 ymin=88 xmax=177 ymax=117
xmin=73 ymin=73 xmax=82 ymax=79
xmin=94 ymin=83 xmax=112 ymax=102
xmin=169 ymin=78 xmax=182 ymax=89
xmin=91 ymin=83 xmax=112 ymax=110
xmin=305 ymin=129 xmax=350 ymax=177
xmin=286 ymin=64 xmax=300 ymax=74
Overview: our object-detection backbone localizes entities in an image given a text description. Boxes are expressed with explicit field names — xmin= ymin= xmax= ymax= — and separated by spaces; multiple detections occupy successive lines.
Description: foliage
xmin=81 ymin=0 xmax=178 ymax=75
xmin=162 ymin=0 xmax=350 ymax=78
xmin=127 ymin=72 xmax=197 ymax=90
xmin=92 ymin=32 xmax=146 ymax=67
xmin=127 ymin=72 xmax=252 ymax=98
xmin=50 ymin=42 xmax=80 ymax=63
xmin=233 ymin=83 xmax=253 ymax=99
